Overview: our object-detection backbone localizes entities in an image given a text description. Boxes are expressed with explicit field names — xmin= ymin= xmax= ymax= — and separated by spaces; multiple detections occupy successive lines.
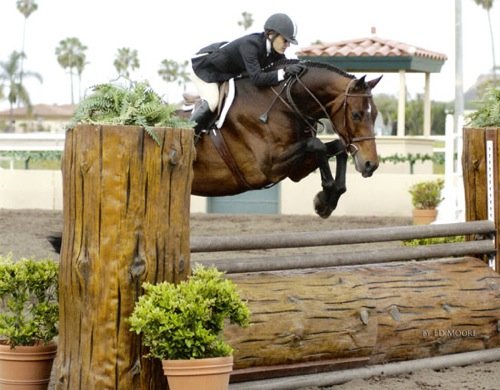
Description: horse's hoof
xmin=314 ymin=192 xmax=334 ymax=219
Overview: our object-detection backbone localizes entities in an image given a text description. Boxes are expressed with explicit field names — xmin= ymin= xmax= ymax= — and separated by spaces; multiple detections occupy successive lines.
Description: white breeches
xmin=191 ymin=72 xmax=219 ymax=112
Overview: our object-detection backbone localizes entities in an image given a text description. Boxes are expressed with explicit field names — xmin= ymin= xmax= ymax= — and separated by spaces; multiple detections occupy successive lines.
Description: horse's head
xmin=331 ymin=75 xmax=382 ymax=178
xmin=280 ymin=61 xmax=382 ymax=179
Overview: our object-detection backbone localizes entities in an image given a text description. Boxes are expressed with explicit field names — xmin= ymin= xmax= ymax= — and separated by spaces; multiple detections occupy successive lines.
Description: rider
xmin=190 ymin=13 xmax=304 ymax=135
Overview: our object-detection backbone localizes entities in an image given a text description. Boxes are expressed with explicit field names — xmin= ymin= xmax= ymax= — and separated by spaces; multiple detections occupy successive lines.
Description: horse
xmin=47 ymin=61 xmax=381 ymax=254
xmin=189 ymin=59 xmax=382 ymax=218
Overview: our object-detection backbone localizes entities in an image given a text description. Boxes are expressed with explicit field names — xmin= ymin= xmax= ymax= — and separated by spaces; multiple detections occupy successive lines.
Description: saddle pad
xmin=215 ymin=78 xmax=235 ymax=129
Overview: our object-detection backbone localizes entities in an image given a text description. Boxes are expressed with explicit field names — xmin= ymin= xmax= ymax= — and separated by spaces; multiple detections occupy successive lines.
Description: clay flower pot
xmin=162 ymin=355 xmax=234 ymax=390
xmin=0 ymin=342 xmax=57 ymax=389
xmin=412 ymin=208 xmax=438 ymax=225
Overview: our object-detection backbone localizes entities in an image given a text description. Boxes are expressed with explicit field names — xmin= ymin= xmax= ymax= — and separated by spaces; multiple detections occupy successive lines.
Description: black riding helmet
xmin=264 ymin=13 xmax=298 ymax=45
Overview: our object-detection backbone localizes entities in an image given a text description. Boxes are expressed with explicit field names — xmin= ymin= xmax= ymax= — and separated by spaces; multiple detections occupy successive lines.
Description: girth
xmin=209 ymin=129 xmax=254 ymax=190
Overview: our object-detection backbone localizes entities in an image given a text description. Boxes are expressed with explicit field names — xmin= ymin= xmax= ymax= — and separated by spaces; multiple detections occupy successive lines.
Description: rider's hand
xmin=284 ymin=64 xmax=306 ymax=78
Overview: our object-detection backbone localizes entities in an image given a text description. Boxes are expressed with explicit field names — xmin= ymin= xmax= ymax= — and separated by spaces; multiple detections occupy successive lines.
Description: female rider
xmin=190 ymin=13 xmax=304 ymax=134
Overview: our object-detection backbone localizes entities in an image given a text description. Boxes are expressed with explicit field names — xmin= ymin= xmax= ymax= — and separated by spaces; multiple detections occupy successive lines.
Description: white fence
xmin=0 ymin=133 xmax=65 ymax=151
xmin=0 ymin=132 xmax=445 ymax=217
xmin=0 ymin=168 xmax=441 ymax=217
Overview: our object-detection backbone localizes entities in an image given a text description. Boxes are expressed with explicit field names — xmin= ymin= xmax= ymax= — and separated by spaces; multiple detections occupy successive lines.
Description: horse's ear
xmin=354 ymin=75 xmax=367 ymax=90
xmin=367 ymin=75 xmax=383 ymax=89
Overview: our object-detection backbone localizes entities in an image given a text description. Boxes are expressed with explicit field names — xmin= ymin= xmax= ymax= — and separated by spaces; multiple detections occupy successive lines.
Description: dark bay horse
xmin=47 ymin=61 xmax=381 ymax=254
xmin=190 ymin=59 xmax=382 ymax=218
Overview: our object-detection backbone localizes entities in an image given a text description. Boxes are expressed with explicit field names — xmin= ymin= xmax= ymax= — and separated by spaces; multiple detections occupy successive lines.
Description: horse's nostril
xmin=365 ymin=160 xmax=378 ymax=172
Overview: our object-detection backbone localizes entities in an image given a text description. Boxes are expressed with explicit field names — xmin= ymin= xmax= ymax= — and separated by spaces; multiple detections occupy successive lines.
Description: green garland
xmin=0 ymin=151 xmax=62 ymax=161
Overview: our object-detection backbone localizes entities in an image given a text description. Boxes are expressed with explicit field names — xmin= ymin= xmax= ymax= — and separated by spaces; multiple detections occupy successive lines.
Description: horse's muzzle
xmin=353 ymin=155 xmax=378 ymax=177
xmin=361 ymin=160 xmax=379 ymax=177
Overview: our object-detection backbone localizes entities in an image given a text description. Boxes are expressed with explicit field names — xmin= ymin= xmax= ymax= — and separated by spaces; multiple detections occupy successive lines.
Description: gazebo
xmin=296 ymin=34 xmax=448 ymax=137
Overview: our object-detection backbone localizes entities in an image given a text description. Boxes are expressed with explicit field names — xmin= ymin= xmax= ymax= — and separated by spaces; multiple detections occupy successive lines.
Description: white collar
xmin=266 ymin=38 xmax=272 ymax=55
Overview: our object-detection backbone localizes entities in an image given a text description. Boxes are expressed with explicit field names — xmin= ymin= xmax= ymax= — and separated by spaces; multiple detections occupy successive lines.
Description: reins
xmin=338 ymin=78 xmax=377 ymax=154
xmin=266 ymin=71 xmax=376 ymax=155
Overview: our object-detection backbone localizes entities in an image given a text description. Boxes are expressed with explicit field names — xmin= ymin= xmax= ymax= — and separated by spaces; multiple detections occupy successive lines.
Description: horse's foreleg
xmin=325 ymin=139 xmax=348 ymax=194
xmin=305 ymin=138 xmax=347 ymax=218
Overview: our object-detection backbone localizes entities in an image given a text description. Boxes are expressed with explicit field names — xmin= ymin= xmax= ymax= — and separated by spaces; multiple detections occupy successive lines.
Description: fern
xmin=69 ymin=81 xmax=193 ymax=145
xmin=466 ymin=88 xmax=500 ymax=127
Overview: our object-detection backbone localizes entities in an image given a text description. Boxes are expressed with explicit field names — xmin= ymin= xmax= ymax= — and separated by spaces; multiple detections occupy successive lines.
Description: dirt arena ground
xmin=0 ymin=209 xmax=498 ymax=389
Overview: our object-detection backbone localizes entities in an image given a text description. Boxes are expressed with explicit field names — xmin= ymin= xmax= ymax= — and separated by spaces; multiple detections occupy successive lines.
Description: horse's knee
xmin=305 ymin=137 xmax=326 ymax=154
xmin=325 ymin=139 xmax=346 ymax=157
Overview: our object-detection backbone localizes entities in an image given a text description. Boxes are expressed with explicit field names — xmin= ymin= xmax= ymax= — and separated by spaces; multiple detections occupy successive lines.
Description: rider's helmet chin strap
xmin=266 ymin=32 xmax=279 ymax=54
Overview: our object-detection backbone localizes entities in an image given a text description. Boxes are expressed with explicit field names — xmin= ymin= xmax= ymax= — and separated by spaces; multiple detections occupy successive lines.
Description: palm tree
xmin=113 ymin=47 xmax=140 ymax=79
xmin=16 ymin=0 xmax=38 ymax=88
xmin=237 ymin=11 xmax=254 ymax=31
xmin=473 ymin=0 xmax=497 ymax=82
xmin=55 ymin=37 xmax=88 ymax=104
xmin=75 ymin=54 xmax=88 ymax=102
xmin=0 ymin=51 xmax=42 ymax=130
xmin=158 ymin=59 xmax=190 ymax=93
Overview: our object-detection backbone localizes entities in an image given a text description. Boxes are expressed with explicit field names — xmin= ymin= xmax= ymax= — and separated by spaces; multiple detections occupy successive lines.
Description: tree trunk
xmin=226 ymin=257 xmax=500 ymax=375
xmin=55 ymin=125 xmax=194 ymax=389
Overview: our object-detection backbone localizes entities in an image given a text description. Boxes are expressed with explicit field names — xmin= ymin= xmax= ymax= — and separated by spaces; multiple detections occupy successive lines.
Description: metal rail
xmin=191 ymin=221 xmax=495 ymax=253
xmin=192 ymin=220 xmax=496 ymax=273
xmin=191 ymin=220 xmax=494 ymax=252
xmin=196 ymin=240 xmax=495 ymax=273
xmin=229 ymin=348 xmax=500 ymax=390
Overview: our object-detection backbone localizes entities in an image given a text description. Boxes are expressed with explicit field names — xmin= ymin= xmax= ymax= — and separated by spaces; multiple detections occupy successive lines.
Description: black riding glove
xmin=284 ymin=64 xmax=306 ymax=78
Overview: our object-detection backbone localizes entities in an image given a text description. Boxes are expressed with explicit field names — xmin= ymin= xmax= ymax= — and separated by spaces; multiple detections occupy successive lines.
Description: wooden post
xmin=462 ymin=127 xmax=500 ymax=272
xmin=55 ymin=125 xmax=195 ymax=389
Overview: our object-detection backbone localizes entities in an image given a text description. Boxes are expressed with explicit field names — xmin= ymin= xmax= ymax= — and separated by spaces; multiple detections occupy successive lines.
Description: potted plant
xmin=129 ymin=264 xmax=250 ymax=390
xmin=0 ymin=255 xmax=59 ymax=389
xmin=408 ymin=178 xmax=444 ymax=224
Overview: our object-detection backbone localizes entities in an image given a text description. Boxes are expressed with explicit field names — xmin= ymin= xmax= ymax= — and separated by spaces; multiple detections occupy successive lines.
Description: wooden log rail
xmin=224 ymin=256 xmax=500 ymax=378
xmin=192 ymin=220 xmax=496 ymax=273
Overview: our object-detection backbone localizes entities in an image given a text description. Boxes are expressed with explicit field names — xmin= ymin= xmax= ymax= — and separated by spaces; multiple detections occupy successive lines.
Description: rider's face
xmin=272 ymin=35 xmax=290 ymax=55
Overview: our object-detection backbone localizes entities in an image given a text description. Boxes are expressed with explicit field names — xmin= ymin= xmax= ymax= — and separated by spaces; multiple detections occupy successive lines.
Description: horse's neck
xmin=296 ymin=72 xmax=350 ymax=117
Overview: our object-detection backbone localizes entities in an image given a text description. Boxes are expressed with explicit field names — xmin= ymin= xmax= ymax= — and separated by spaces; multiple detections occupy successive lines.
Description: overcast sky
xmin=0 ymin=0 xmax=498 ymax=109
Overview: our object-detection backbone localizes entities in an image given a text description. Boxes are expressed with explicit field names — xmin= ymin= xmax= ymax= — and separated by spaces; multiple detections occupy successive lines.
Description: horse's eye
xmin=352 ymin=111 xmax=363 ymax=121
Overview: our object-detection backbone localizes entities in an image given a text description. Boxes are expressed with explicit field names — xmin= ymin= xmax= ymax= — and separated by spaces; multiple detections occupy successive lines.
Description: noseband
xmin=279 ymin=75 xmax=375 ymax=155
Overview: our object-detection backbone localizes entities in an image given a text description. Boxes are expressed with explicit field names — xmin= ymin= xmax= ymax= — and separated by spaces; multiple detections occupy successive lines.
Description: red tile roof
xmin=0 ymin=104 xmax=76 ymax=119
xmin=296 ymin=36 xmax=447 ymax=61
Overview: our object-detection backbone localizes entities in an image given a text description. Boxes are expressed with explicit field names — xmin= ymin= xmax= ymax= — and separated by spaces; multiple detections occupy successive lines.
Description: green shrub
xmin=129 ymin=265 xmax=250 ymax=360
xmin=408 ymin=179 xmax=444 ymax=209
xmin=0 ymin=256 xmax=59 ymax=347
xmin=403 ymin=236 xmax=465 ymax=246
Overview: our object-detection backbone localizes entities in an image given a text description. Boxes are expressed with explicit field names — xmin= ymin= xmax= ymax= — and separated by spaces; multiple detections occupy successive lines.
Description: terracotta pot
xmin=0 ymin=342 xmax=57 ymax=389
xmin=162 ymin=355 xmax=233 ymax=390
xmin=412 ymin=208 xmax=438 ymax=225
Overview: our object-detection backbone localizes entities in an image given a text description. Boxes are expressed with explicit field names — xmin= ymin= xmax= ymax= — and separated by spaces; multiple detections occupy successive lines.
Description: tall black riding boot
xmin=190 ymin=100 xmax=213 ymax=135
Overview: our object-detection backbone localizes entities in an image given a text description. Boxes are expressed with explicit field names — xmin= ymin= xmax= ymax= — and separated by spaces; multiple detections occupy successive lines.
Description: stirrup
xmin=193 ymin=128 xmax=209 ymax=144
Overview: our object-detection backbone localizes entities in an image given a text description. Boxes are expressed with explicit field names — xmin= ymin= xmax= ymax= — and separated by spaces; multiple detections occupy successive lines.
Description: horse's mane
xmin=264 ymin=58 xmax=355 ymax=79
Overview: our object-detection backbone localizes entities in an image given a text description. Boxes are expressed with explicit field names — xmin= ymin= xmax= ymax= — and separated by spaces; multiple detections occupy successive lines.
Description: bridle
xmin=268 ymin=73 xmax=376 ymax=155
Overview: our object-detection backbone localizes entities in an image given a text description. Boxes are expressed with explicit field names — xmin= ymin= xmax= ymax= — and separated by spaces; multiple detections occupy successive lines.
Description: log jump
xmin=189 ymin=219 xmax=500 ymax=381
xmin=55 ymin=126 xmax=500 ymax=388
